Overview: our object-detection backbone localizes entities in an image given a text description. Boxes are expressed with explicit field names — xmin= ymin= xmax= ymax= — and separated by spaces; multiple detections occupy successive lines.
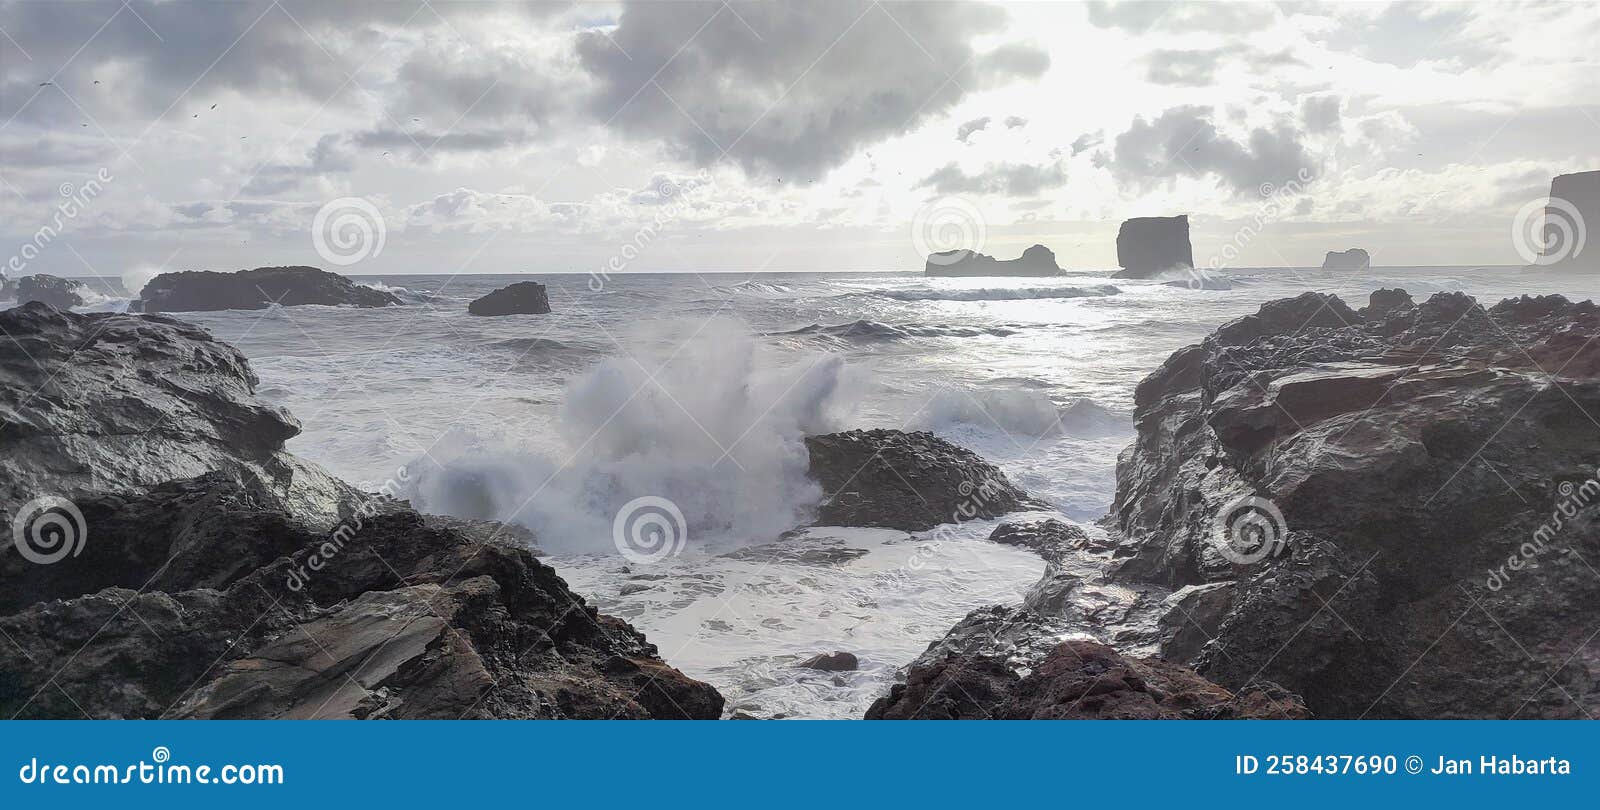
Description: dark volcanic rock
xmin=136 ymin=266 xmax=401 ymax=312
xmin=0 ymin=304 xmax=722 ymax=720
xmin=804 ymin=429 xmax=1036 ymax=531
xmin=988 ymin=519 xmax=1099 ymax=564
xmin=0 ymin=303 xmax=356 ymax=525
xmin=1109 ymin=289 xmax=1600 ymax=718
xmin=866 ymin=640 xmax=1308 ymax=719
xmin=1321 ymin=248 xmax=1371 ymax=271
xmin=924 ymin=244 xmax=1062 ymax=277
xmin=0 ymin=488 xmax=723 ymax=719
xmin=799 ymin=651 xmax=859 ymax=672
xmin=468 ymin=281 xmax=551 ymax=316
xmin=1113 ymin=215 xmax=1194 ymax=278
xmin=15 ymin=274 xmax=87 ymax=309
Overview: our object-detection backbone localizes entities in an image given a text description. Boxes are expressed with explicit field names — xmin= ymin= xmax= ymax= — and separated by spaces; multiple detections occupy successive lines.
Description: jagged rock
xmin=798 ymin=651 xmax=859 ymax=672
xmin=135 ymin=266 xmax=401 ymax=312
xmin=866 ymin=640 xmax=1309 ymax=719
xmin=1156 ymin=582 xmax=1235 ymax=662
xmin=924 ymin=244 xmax=1061 ymax=277
xmin=988 ymin=519 xmax=1101 ymax=564
xmin=1536 ymin=171 xmax=1600 ymax=270
xmin=1108 ymin=289 xmax=1600 ymax=718
xmin=0 ymin=303 xmax=357 ymax=527
xmin=468 ymin=281 xmax=551 ymax=316
xmin=15 ymin=274 xmax=87 ymax=309
xmin=0 ymin=492 xmax=723 ymax=719
xmin=1321 ymin=248 xmax=1371 ymax=271
xmin=1112 ymin=215 xmax=1193 ymax=278
xmin=804 ymin=429 xmax=1037 ymax=531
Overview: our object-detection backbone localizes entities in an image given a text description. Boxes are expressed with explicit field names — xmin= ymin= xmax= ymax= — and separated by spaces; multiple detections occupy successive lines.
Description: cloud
xmin=1085 ymin=1 xmax=1278 ymax=34
xmin=1108 ymin=105 xmax=1316 ymax=195
xmin=577 ymin=0 xmax=1049 ymax=180
xmin=916 ymin=160 xmax=1066 ymax=196
xmin=1302 ymin=95 xmax=1342 ymax=134
xmin=1144 ymin=48 xmax=1228 ymax=87
xmin=1004 ymin=116 xmax=1028 ymax=129
xmin=1070 ymin=131 xmax=1103 ymax=156
xmin=956 ymin=116 xmax=991 ymax=142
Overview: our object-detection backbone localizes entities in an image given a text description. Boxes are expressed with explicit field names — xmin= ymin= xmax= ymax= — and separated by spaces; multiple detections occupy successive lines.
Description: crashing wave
xmin=773 ymin=319 xmax=1019 ymax=342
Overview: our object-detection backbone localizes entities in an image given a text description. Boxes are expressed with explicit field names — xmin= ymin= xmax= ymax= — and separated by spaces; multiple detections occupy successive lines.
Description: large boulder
xmin=135 ymin=266 xmax=401 ymax=312
xmin=15 ymin=274 xmax=86 ymax=309
xmin=1321 ymin=248 xmax=1371 ymax=271
xmin=804 ymin=429 xmax=1037 ymax=530
xmin=1108 ymin=288 xmax=1600 ymax=718
xmin=468 ymin=281 xmax=551 ymax=316
xmin=1113 ymin=215 xmax=1194 ymax=278
xmin=924 ymin=244 xmax=1062 ymax=277
xmin=866 ymin=640 xmax=1308 ymax=719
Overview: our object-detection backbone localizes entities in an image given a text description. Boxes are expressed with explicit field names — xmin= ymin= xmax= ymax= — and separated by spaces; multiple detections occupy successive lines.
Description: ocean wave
xmin=360 ymin=280 xmax=439 ymax=304
xmin=919 ymin=388 xmax=1128 ymax=437
xmin=772 ymin=319 xmax=1019 ymax=342
xmin=719 ymin=280 xmax=794 ymax=297
xmin=874 ymin=284 xmax=1121 ymax=302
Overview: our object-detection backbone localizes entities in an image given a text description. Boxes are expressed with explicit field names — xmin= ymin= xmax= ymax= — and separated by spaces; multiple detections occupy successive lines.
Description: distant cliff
xmin=1536 ymin=171 xmax=1600 ymax=269
xmin=925 ymin=244 xmax=1062 ymax=277
xmin=1321 ymin=248 xmax=1371 ymax=271
xmin=1112 ymin=216 xmax=1193 ymax=278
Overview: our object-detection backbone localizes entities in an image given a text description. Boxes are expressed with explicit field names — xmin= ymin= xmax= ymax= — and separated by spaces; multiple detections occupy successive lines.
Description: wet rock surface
xmin=0 ymin=306 xmax=721 ymax=719
xmin=804 ymin=429 xmax=1038 ymax=531
xmin=1110 ymin=290 xmax=1600 ymax=718
xmin=468 ymin=281 xmax=551 ymax=316
xmin=15 ymin=274 xmax=86 ymax=310
xmin=135 ymin=266 xmax=400 ymax=312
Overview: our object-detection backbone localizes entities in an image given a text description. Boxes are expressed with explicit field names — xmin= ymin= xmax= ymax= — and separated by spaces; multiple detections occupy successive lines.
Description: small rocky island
xmin=135 ymin=266 xmax=401 ymax=313
xmin=1537 ymin=170 xmax=1600 ymax=269
xmin=16 ymin=274 xmax=87 ymax=310
xmin=0 ymin=302 xmax=720 ymax=719
xmin=1112 ymin=215 xmax=1194 ymax=278
xmin=468 ymin=280 xmax=551 ymax=315
xmin=924 ymin=244 xmax=1062 ymax=277
xmin=1321 ymin=248 xmax=1371 ymax=270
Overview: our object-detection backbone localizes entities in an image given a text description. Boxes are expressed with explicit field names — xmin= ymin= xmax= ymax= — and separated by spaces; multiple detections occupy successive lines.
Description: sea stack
xmin=15 ymin=274 xmax=87 ymax=310
xmin=135 ymin=266 xmax=401 ymax=312
xmin=1321 ymin=248 xmax=1371 ymax=271
xmin=1536 ymin=170 xmax=1600 ymax=269
xmin=924 ymin=244 xmax=1062 ymax=277
xmin=1113 ymin=215 xmax=1193 ymax=278
xmin=468 ymin=281 xmax=551 ymax=316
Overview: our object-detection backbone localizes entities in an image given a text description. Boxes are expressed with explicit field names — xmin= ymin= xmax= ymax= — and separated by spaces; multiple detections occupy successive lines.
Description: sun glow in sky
xmin=2 ymin=0 xmax=1597 ymax=277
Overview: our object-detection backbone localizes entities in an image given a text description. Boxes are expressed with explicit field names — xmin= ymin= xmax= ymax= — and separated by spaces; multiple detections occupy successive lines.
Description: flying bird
xmin=37 ymin=81 xmax=52 ymax=87
xmin=210 ymin=103 xmax=217 ymax=110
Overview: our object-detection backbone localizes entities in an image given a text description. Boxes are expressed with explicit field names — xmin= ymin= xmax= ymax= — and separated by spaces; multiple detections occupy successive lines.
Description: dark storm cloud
xmin=1109 ymin=105 xmax=1316 ymax=195
xmin=916 ymin=160 xmax=1066 ymax=196
xmin=578 ymin=0 xmax=1050 ymax=180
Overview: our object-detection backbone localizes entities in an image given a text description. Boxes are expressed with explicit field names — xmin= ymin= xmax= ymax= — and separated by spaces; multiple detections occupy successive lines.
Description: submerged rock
xmin=1113 ymin=215 xmax=1194 ymax=278
xmin=468 ymin=281 xmax=552 ymax=316
xmin=799 ymin=651 xmax=859 ymax=672
xmin=135 ymin=266 xmax=401 ymax=312
xmin=924 ymin=244 xmax=1062 ymax=277
xmin=1321 ymin=248 xmax=1371 ymax=271
xmin=1109 ymin=288 xmax=1600 ymax=718
xmin=866 ymin=640 xmax=1308 ymax=719
xmin=15 ymin=274 xmax=87 ymax=309
xmin=804 ymin=429 xmax=1037 ymax=531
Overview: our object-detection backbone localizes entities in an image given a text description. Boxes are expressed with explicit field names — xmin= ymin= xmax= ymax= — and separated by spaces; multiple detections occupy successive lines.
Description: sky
xmin=1 ymin=0 xmax=1597 ymax=279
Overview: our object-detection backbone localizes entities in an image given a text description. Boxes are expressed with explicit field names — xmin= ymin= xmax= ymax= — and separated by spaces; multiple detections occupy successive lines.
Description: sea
xmin=32 ymin=263 xmax=1600 ymax=718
